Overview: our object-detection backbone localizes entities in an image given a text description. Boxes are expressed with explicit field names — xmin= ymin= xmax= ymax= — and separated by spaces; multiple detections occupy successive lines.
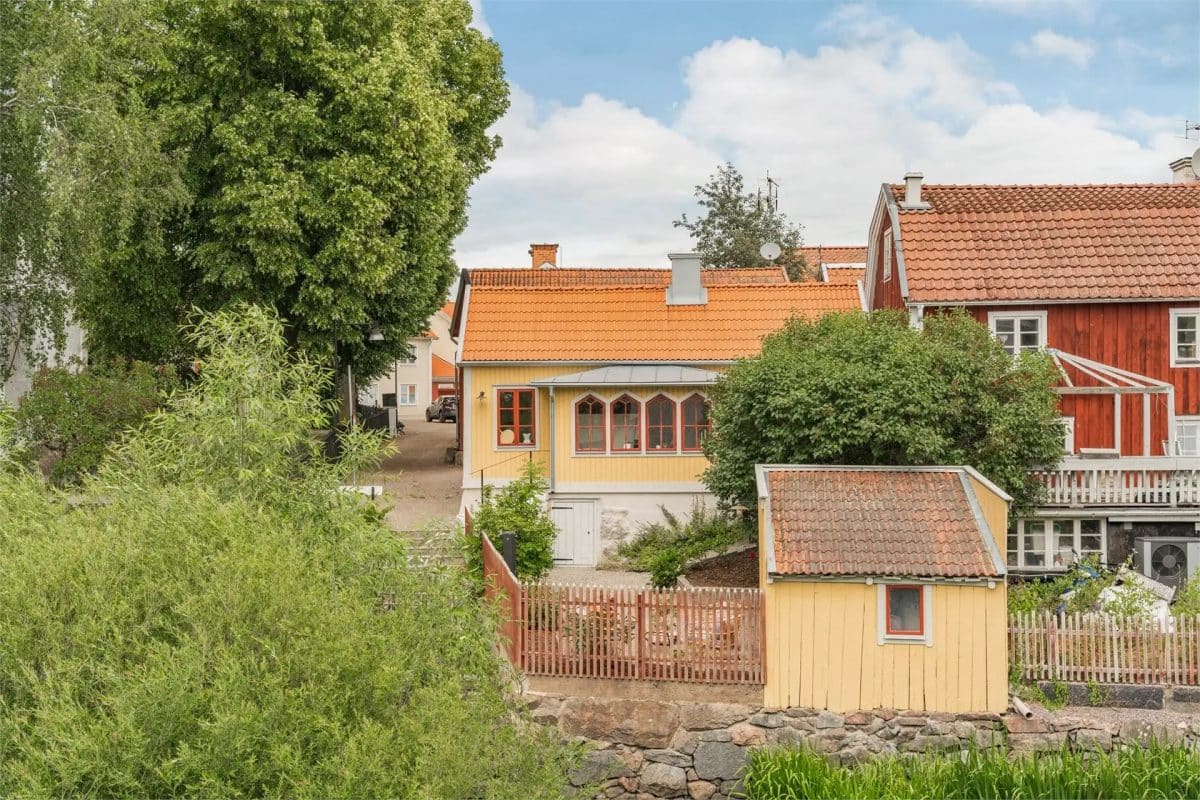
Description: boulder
xmin=645 ymin=749 xmax=692 ymax=769
xmin=641 ymin=763 xmax=688 ymax=797
xmin=687 ymin=780 xmax=717 ymax=800
xmin=698 ymin=729 xmax=733 ymax=742
xmin=1004 ymin=716 xmax=1050 ymax=734
xmin=815 ymin=711 xmax=845 ymax=729
xmin=749 ymin=712 xmax=785 ymax=728
xmin=728 ymin=722 xmax=767 ymax=746
xmin=1119 ymin=720 xmax=1186 ymax=747
xmin=678 ymin=703 xmax=755 ymax=731
xmin=1073 ymin=728 xmax=1113 ymax=752
xmin=560 ymin=698 xmax=680 ymax=749
xmin=693 ymin=742 xmax=748 ymax=781
xmin=570 ymin=749 xmax=630 ymax=786
xmin=671 ymin=728 xmax=700 ymax=755
xmin=1008 ymin=732 xmax=1067 ymax=753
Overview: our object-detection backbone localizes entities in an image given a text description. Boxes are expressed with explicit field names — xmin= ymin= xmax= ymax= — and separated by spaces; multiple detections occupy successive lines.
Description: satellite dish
xmin=1190 ymin=146 xmax=1200 ymax=175
xmin=759 ymin=242 xmax=782 ymax=262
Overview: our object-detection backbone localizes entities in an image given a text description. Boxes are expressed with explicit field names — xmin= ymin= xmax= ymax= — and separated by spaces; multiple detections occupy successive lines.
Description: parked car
xmin=425 ymin=396 xmax=457 ymax=422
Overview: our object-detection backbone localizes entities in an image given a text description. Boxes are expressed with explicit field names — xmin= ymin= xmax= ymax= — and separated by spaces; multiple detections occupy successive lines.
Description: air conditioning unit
xmin=1132 ymin=537 xmax=1200 ymax=589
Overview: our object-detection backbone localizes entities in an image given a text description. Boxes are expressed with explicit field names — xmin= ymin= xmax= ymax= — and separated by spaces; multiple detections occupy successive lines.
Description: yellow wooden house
xmin=449 ymin=244 xmax=860 ymax=566
xmin=756 ymin=465 xmax=1010 ymax=713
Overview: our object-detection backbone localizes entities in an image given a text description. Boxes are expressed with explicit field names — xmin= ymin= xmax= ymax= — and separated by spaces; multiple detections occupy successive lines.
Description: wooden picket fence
xmin=1010 ymin=611 xmax=1200 ymax=685
xmin=478 ymin=531 xmax=764 ymax=685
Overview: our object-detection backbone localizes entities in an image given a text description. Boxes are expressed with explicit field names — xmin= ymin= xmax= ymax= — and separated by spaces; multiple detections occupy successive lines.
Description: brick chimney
xmin=1170 ymin=157 xmax=1198 ymax=184
xmin=529 ymin=243 xmax=559 ymax=269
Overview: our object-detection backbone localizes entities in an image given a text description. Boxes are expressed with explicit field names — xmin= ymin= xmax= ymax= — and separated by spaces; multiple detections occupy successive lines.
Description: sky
xmin=454 ymin=0 xmax=1200 ymax=267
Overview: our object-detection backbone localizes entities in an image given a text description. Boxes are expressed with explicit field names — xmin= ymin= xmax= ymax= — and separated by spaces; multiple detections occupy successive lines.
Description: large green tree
xmin=674 ymin=163 xmax=808 ymax=280
xmin=0 ymin=306 xmax=573 ymax=797
xmin=0 ymin=0 xmax=183 ymax=383
xmin=704 ymin=310 xmax=1065 ymax=515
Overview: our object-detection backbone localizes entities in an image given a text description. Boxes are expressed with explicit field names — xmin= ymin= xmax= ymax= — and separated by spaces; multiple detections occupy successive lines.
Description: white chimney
xmin=900 ymin=172 xmax=931 ymax=210
xmin=1170 ymin=157 xmax=1198 ymax=184
xmin=666 ymin=252 xmax=707 ymax=306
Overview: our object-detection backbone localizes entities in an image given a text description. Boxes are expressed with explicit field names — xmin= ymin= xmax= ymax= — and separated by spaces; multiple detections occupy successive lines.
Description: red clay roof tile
xmin=890 ymin=183 xmax=1200 ymax=303
xmin=763 ymin=467 xmax=1001 ymax=579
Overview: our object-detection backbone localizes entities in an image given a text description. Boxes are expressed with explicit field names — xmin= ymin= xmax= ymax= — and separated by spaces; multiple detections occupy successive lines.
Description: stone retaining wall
xmin=525 ymin=693 xmax=1200 ymax=800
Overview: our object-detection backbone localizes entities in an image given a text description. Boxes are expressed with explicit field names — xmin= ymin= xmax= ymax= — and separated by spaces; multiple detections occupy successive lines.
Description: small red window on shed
xmin=885 ymin=586 xmax=923 ymax=637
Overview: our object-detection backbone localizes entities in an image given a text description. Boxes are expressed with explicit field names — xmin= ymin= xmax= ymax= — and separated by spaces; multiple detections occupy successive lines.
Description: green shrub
xmin=0 ymin=306 xmax=573 ymax=798
xmin=743 ymin=743 xmax=1200 ymax=799
xmin=15 ymin=360 xmax=174 ymax=485
xmin=616 ymin=502 xmax=753 ymax=572
xmin=465 ymin=459 xmax=558 ymax=582
xmin=1102 ymin=576 xmax=1158 ymax=618
xmin=1007 ymin=558 xmax=1115 ymax=617
xmin=1172 ymin=575 xmax=1200 ymax=617
xmin=650 ymin=549 xmax=687 ymax=589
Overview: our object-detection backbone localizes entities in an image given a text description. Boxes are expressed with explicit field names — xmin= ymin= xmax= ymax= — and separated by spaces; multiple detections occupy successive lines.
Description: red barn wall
xmin=869 ymin=220 xmax=905 ymax=310
xmin=961 ymin=302 xmax=1200 ymax=456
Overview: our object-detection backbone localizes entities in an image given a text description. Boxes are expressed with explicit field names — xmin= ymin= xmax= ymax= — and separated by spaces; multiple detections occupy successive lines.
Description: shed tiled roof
xmin=761 ymin=467 xmax=1003 ymax=579
xmin=461 ymin=269 xmax=859 ymax=363
xmin=432 ymin=354 xmax=455 ymax=379
xmin=822 ymin=266 xmax=866 ymax=285
xmin=890 ymin=183 xmax=1200 ymax=303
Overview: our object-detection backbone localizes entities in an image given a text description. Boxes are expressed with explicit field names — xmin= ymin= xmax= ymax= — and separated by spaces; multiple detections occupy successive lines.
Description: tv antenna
xmin=759 ymin=242 xmax=782 ymax=262
xmin=1184 ymin=120 xmax=1200 ymax=139
xmin=757 ymin=172 xmax=780 ymax=214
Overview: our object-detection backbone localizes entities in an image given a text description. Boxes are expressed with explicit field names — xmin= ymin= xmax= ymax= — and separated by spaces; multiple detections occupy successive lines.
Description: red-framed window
xmin=646 ymin=394 xmax=676 ymax=451
xmin=681 ymin=394 xmax=711 ymax=452
xmin=497 ymin=388 xmax=536 ymax=447
xmin=885 ymin=585 xmax=924 ymax=637
xmin=575 ymin=395 xmax=606 ymax=452
xmin=611 ymin=394 xmax=641 ymax=452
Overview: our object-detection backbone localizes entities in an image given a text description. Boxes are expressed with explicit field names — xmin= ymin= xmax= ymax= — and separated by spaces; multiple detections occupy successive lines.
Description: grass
xmin=741 ymin=744 xmax=1200 ymax=800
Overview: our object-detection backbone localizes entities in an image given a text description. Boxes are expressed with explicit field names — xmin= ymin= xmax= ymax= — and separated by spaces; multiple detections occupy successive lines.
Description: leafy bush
xmin=650 ymin=549 xmax=687 ymax=589
xmin=1102 ymin=576 xmax=1158 ymax=618
xmin=616 ymin=502 xmax=753 ymax=572
xmin=14 ymin=360 xmax=173 ymax=485
xmin=0 ymin=306 xmax=573 ymax=798
xmin=743 ymin=744 xmax=1200 ymax=800
xmin=465 ymin=459 xmax=558 ymax=582
xmin=1172 ymin=575 xmax=1200 ymax=617
xmin=1007 ymin=558 xmax=1115 ymax=617
xmin=705 ymin=310 xmax=1064 ymax=517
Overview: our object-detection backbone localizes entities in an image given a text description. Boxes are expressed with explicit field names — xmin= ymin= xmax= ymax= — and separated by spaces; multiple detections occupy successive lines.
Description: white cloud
xmin=1014 ymin=29 xmax=1096 ymax=67
xmin=467 ymin=0 xmax=491 ymax=38
xmin=965 ymin=0 xmax=1095 ymax=20
xmin=454 ymin=9 xmax=1180 ymax=267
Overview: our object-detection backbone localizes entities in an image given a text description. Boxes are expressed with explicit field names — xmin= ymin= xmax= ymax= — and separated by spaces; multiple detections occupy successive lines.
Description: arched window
xmin=681 ymin=394 xmax=711 ymax=452
xmin=610 ymin=394 xmax=641 ymax=452
xmin=575 ymin=395 xmax=606 ymax=452
xmin=646 ymin=394 xmax=676 ymax=451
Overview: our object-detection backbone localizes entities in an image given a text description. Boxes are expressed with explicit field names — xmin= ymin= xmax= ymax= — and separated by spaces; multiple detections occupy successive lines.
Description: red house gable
xmin=866 ymin=177 xmax=1200 ymax=458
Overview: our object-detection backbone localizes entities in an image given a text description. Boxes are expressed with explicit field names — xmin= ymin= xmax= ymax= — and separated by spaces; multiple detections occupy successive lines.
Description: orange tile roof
xmin=822 ymin=266 xmax=866 ymax=285
xmin=890 ymin=183 xmax=1200 ymax=302
xmin=468 ymin=267 xmax=789 ymax=288
xmin=461 ymin=270 xmax=859 ymax=362
xmin=762 ymin=467 xmax=1002 ymax=579
xmin=797 ymin=246 xmax=867 ymax=266
xmin=432 ymin=354 xmax=455 ymax=378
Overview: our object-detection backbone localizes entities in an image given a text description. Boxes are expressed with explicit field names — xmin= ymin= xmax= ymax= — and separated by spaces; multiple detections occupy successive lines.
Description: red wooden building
xmin=863 ymin=171 xmax=1200 ymax=572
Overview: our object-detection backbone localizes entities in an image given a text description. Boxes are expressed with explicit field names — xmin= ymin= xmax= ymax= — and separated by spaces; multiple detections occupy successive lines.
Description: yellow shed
xmin=756 ymin=465 xmax=1010 ymax=714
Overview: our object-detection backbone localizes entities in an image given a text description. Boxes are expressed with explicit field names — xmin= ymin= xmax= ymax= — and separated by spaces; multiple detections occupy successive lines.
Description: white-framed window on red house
xmin=1171 ymin=308 xmax=1199 ymax=367
xmin=646 ymin=394 xmax=676 ymax=452
xmin=575 ymin=395 xmax=606 ymax=452
xmin=611 ymin=394 xmax=641 ymax=452
xmin=877 ymin=584 xmax=931 ymax=645
xmin=681 ymin=394 xmax=711 ymax=452
xmin=497 ymin=388 xmax=535 ymax=447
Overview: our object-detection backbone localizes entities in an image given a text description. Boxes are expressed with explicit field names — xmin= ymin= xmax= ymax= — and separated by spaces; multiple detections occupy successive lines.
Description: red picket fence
xmin=478 ymin=532 xmax=763 ymax=685
xmin=1010 ymin=611 xmax=1200 ymax=685
xmin=477 ymin=517 xmax=522 ymax=664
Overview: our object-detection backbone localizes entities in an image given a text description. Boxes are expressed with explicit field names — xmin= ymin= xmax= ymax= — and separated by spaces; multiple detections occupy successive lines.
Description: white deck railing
xmin=1033 ymin=456 xmax=1200 ymax=507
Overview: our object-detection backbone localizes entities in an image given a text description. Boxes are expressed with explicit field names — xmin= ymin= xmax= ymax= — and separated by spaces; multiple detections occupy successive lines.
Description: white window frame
xmin=883 ymin=236 xmax=892 ymax=282
xmin=1170 ymin=308 xmax=1200 ymax=368
xmin=1059 ymin=416 xmax=1075 ymax=454
xmin=397 ymin=384 xmax=419 ymax=405
xmin=1009 ymin=518 xmax=1106 ymax=571
xmin=876 ymin=583 xmax=933 ymax=646
xmin=1177 ymin=416 xmax=1200 ymax=456
xmin=988 ymin=310 xmax=1048 ymax=356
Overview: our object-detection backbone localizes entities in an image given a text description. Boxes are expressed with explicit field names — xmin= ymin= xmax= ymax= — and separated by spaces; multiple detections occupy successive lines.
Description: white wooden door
xmin=550 ymin=500 xmax=597 ymax=566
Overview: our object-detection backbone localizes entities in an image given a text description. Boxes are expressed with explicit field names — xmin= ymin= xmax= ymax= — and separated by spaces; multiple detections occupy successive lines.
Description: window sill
xmin=880 ymin=635 xmax=929 ymax=646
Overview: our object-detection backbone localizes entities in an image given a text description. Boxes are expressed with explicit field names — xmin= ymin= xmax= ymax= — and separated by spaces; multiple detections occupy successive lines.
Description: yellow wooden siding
xmin=762 ymin=577 xmax=1008 ymax=713
xmin=967 ymin=474 xmax=1009 ymax=554
xmin=465 ymin=365 xmax=712 ymax=483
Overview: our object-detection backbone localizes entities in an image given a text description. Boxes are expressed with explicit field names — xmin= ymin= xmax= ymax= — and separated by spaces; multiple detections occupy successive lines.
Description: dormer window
xmin=988 ymin=311 xmax=1047 ymax=355
xmin=1171 ymin=309 xmax=1199 ymax=367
